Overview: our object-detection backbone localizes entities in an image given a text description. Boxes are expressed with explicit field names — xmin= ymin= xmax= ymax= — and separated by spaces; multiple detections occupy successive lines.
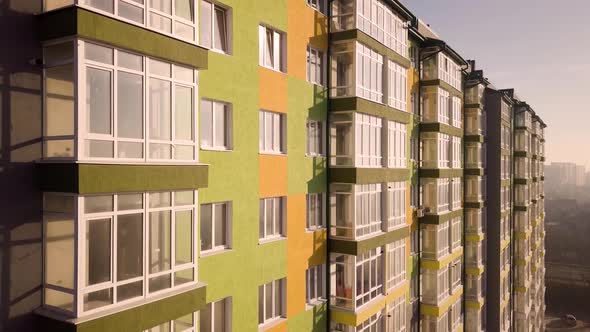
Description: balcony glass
xmin=465 ymin=142 xmax=483 ymax=169
xmin=421 ymin=178 xmax=452 ymax=215
xmin=465 ymin=108 xmax=485 ymax=135
xmin=466 ymin=208 xmax=484 ymax=234
xmin=330 ymin=183 xmax=384 ymax=240
xmin=465 ymin=84 xmax=485 ymax=105
xmin=329 ymin=112 xmax=383 ymax=168
xmin=465 ymin=242 xmax=483 ymax=267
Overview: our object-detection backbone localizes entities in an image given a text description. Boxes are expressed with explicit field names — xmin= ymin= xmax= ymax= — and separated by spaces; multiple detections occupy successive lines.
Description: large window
xmin=259 ymin=197 xmax=286 ymax=241
xmin=201 ymin=99 xmax=232 ymax=150
xmin=422 ymin=221 xmax=450 ymax=260
xmin=356 ymin=42 xmax=384 ymax=103
xmin=387 ymin=296 xmax=407 ymax=332
xmin=387 ymin=182 xmax=406 ymax=230
xmin=387 ymin=240 xmax=406 ymax=290
xmin=332 ymin=248 xmax=383 ymax=310
xmin=144 ymin=311 xmax=198 ymax=332
xmin=451 ymin=217 xmax=462 ymax=249
xmin=306 ymin=120 xmax=325 ymax=156
xmin=450 ymin=96 xmax=462 ymax=128
xmin=259 ymin=278 xmax=286 ymax=326
xmin=355 ymin=184 xmax=383 ymax=238
xmin=451 ymin=136 xmax=461 ymax=169
xmin=330 ymin=183 xmax=384 ymax=240
xmin=307 ymin=46 xmax=325 ymax=86
xmin=306 ymin=193 xmax=325 ymax=230
xmin=259 ymin=110 xmax=286 ymax=154
xmin=200 ymin=1 xmax=230 ymax=53
xmin=306 ymin=264 xmax=326 ymax=305
xmin=387 ymin=121 xmax=407 ymax=168
xmin=355 ymin=0 xmax=408 ymax=57
xmin=420 ymin=132 xmax=450 ymax=169
xmin=73 ymin=41 xmax=197 ymax=161
xmin=259 ymin=25 xmax=286 ymax=72
xmin=200 ymin=202 xmax=231 ymax=254
xmin=437 ymin=53 xmax=462 ymax=91
xmin=451 ymin=178 xmax=461 ymax=210
xmin=355 ymin=113 xmax=383 ymax=167
xmin=200 ymin=297 xmax=232 ymax=332
xmin=43 ymin=191 xmax=197 ymax=317
xmin=421 ymin=86 xmax=450 ymax=125
xmin=388 ymin=60 xmax=408 ymax=111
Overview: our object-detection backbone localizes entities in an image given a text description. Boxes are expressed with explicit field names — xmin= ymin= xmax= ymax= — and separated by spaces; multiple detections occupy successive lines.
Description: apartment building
xmin=0 ymin=0 xmax=547 ymax=331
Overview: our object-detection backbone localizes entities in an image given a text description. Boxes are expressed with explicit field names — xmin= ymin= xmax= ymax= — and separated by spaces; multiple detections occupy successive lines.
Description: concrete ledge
xmin=329 ymin=226 xmax=409 ymax=256
xmin=330 ymin=97 xmax=412 ymax=124
xmin=330 ymin=167 xmax=410 ymax=184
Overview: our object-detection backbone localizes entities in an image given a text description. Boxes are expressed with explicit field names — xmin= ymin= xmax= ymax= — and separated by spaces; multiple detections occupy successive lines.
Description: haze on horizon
xmin=402 ymin=0 xmax=590 ymax=167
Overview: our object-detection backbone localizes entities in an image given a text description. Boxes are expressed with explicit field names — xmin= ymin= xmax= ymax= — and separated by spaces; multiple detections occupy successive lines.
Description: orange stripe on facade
xmin=259 ymin=154 xmax=288 ymax=198
xmin=259 ymin=67 xmax=288 ymax=113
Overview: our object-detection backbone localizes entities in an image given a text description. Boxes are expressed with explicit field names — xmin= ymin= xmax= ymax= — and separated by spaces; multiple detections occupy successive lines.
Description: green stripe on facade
xmin=330 ymin=167 xmax=411 ymax=184
xmin=329 ymin=226 xmax=410 ymax=256
xmin=420 ymin=122 xmax=464 ymax=137
xmin=420 ymin=209 xmax=463 ymax=225
xmin=331 ymin=97 xmax=412 ymax=123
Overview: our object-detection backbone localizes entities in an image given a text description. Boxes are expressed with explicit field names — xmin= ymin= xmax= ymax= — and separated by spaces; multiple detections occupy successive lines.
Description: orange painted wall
xmin=259 ymin=155 xmax=288 ymax=198
xmin=259 ymin=67 xmax=288 ymax=113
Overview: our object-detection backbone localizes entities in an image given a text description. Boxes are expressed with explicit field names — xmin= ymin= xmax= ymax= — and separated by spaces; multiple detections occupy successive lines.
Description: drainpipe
xmin=326 ymin=1 xmax=333 ymax=330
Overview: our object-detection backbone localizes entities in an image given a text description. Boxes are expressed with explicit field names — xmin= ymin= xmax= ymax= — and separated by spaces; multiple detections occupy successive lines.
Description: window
xmin=307 ymin=46 xmax=325 ymax=85
xmin=259 ymin=110 xmax=286 ymax=154
xmin=410 ymin=183 xmax=418 ymax=209
xmin=438 ymin=88 xmax=450 ymax=125
xmin=387 ymin=240 xmax=406 ymax=290
xmin=451 ymin=96 xmax=461 ymax=128
xmin=201 ymin=99 xmax=231 ymax=150
xmin=144 ymin=311 xmax=198 ymax=332
xmin=356 ymin=42 xmax=384 ymax=103
xmin=388 ymin=60 xmax=408 ymax=111
xmin=356 ymin=0 xmax=408 ymax=57
xmin=200 ymin=1 xmax=230 ymax=53
xmin=200 ymin=202 xmax=231 ymax=254
xmin=387 ymin=121 xmax=407 ymax=168
xmin=437 ymin=53 xmax=461 ymax=91
xmin=451 ymin=136 xmax=461 ymax=169
xmin=387 ymin=182 xmax=406 ymax=230
xmin=387 ymin=296 xmax=407 ymax=332
xmin=451 ymin=217 xmax=461 ymax=249
xmin=306 ymin=193 xmax=325 ymax=230
xmin=355 ymin=113 xmax=383 ymax=167
xmin=307 ymin=0 xmax=327 ymax=14
xmin=410 ymin=134 xmax=418 ymax=162
xmin=306 ymin=265 xmax=326 ymax=304
xmin=451 ymin=178 xmax=461 ymax=210
xmin=306 ymin=120 xmax=325 ymax=156
xmin=73 ymin=41 xmax=197 ymax=161
xmin=355 ymin=184 xmax=383 ymax=238
xmin=42 ymin=191 xmax=197 ymax=316
xmin=355 ymin=248 xmax=383 ymax=307
xmin=259 ymin=279 xmax=285 ymax=326
xmin=437 ymin=266 xmax=450 ymax=303
xmin=259 ymin=197 xmax=285 ymax=241
xmin=450 ymin=258 xmax=462 ymax=290
xmin=437 ymin=221 xmax=450 ymax=257
xmin=200 ymin=297 xmax=231 ymax=332
xmin=259 ymin=25 xmax=286 ymax=72
xmin=79 ymin=0 xmax=197 ymax=42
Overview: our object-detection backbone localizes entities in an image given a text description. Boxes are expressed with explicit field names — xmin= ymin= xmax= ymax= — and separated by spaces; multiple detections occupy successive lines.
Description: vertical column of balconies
xmin=328 ymin=1 xmax=414 ymax=330
xmin=419 ymin=49 xmax=465 ymax=332
xmin=463 ymin=82 xmax=486 ymax=332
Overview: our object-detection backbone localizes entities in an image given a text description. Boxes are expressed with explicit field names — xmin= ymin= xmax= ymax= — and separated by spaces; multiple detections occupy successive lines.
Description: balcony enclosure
xmin=330 ymin=183 xmax=384 ymax=240
xmin=330 ymin=248 xmax=383 ymax=311
xmin=330 ymin=0 xmax=408 ymax=58
xmin=421 ymin=178 xmax=451 ymax=215
xmin=43 ymin=0 xmax=198 ymax=44
xmin=330 ymin=112 xmax=384 ymax=168
xmin=515 ymin=290 xmax=531 ymax=314
xmin=515 ymin=238 xmax=530 ymax=261
xmin=465 ymin=176 xmax=483 ymax=203
xmin=466 ymin=307 xmax=484 ymax=332
xmin=515 ymin=184 xmax=530 ymax=206
xmin=514 ymin=129 xmax=530 ymax=152
xmin=465 ymin=83 xmax=485 ymax=105
xmin=421 ymin=222 xmax=453 ymax=260
xmin=421 ymin=86 xmax=462 ymax=126
xmin=43 ymin=40 xmax=199 ymax=162
xmin=515 ymin=109 xmax=532 ymax=128
xmin=422 ymin=267 xmax=451 ymax=305
xmin=465 ymin=107 xmax=485 ymax=135
xmin=465 ymin=208 xmax=484 ymax=235
xmin=465 ymin=274 xmax=483 ymax=302
xmin=421 ymin=52 xmax=462 ymax=91
xmin=42 ymin=191 xmax=198 ymax=317
xmin=421 ymin=132 xmax=449 ymax=169
xmin=465 ymin=142 xmax=483 ymax=169
xmin=515 ymin=211 xmax=530 ymax=233
xmin=465 ymin=241 xmax=483 ymax=268
xmin=514 ymin=157 xmax=530 ymax=179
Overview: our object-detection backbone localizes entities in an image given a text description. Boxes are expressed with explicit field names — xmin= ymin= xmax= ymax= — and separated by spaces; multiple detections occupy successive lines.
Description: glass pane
xmin=214 ymin=103 xmax=226 ymax=147
xmin=150 ymin=12 xmax=172 ymax=33
xmin=175 ymin=210 xmax=192 ymax=265
xmin=44 ymin=139 xmax=74 ymax=158
xmin=174 ymin=313 xmax=194 ymax=332
xmin=150 ymin=143 xmax=172 ymax=159
xmin=147 ymin=322 xmax=170 ymax=332
xmin=199 ymin=1 xmax=212 ymax=48
xmin=265 ymin=200 xmax=272 ymax=236
xmin=175 ymin=0 xmax=193 ymax=20
xmin=258 ymin=286 xmax=264 ymax=324
xmin=85 ymin=42 xmax=114 ymax=64
xmin=83 ymin=288 xmax=113 ymax=312
xmin=149 ymin=78 xmax=171 ymax=139
xmin=118 ymin=194 xmax=143 ymax=210
xmin=118 ymin=141 xmax=143 ymax=159
xmin=117 ymin=280 xmax=143 ymax=302
xmin=118 ymin=51 xmax=143 ymax=71
xmin=149 ymin=274 xmax=171 ymax=293
xmin=45 ymin=214 xmax=75 ymax=289
xmin=44 ymin=288 xmax=74 ymax=312
xmin=214 ymin=203 xmax=226 ymax=247
xmin=175 ymin=145 xmax=194 ymax=160
xmin=200 ymin=204 xmax=212 ymax=251
xmin=44 ymin=193 xmax=74 ymax=214
xmin=86 ymin=140 xmax=114 ymax=158
xmin=175 ymin=21 xmax=194 ymax=40
xmin=175 ymin=85 xmax=193 ymax=140
xmin=44 ymin=42 xmax=73 ymax=64
xmin=175 ymin=191 xmax=194 ymax=205
xmin=117 ymin=213 xmax=143 ymax=281
xmin=200 ymin=100 xmax=212 ymax=146
xmin=214 ymin=299 xmax=226 ymax=331
xmin=119 ymin=0 xmax=144 ymax=23
xmin=150 ymin=0 xmax=171 ymax=14
xmin=85 ymin=195 xmax=113 ymax=213
xmin=274 ymin=281 xmax=281 ymax=318
xmin=86 ymin=68 xmax=112 ymax=134
xmin=174 ymin=268 xmax=194 ymax=285
xmin=118 ymin=71 xmax=143 ymax=139
xmin=86 ymin=218 xmax=111 ymax=286
xmin=149 ymin=59 xmax=172 ymax=77
xmin=150 ymin=192 xmax=171 ymax=208
xmin=174 ymin=65 xmax=193 ymax=83
xmin=149 ymin=211 xmax=171 ymax=273
xmin=265 ymin=283 xmax=272 ymax=319
xmin=213 ymin=7 xmax=227 ymax=52
xmin=200 ymin=303 xmax=212 ymax=332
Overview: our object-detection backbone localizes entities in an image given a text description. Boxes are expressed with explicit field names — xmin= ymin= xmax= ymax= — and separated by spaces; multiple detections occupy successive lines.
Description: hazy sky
xmin=401 ymin=0 xmax=590 ymax=167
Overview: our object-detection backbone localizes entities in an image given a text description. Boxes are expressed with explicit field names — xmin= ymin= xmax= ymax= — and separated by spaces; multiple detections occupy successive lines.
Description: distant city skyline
xmin=402 ymin=0 xmax=590 ymax=166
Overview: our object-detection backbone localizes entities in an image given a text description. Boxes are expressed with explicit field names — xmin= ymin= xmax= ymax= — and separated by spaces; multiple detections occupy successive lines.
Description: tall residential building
xmin=0 ymin=1 xmax=547 ymax=331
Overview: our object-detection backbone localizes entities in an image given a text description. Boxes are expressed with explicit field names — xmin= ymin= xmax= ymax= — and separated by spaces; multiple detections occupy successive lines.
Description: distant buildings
xmin=545 ymin=162 xmax=586 ymax=193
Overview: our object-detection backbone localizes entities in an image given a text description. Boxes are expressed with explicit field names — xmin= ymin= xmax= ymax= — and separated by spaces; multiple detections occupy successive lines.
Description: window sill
xmin=258 ymin=236 xmax=286 ymax=245
xmin=305 ymin=299 xmax=327 ymax=311
xmin=200 ymin=248 xmax=233 ymax=258
xmin=36 ymin=159 xmax=209 ymax=166
xmin=305 ymin=227 xmax=326 ymax=234
xmin=259 ymin=317 xmax=287 ymax=331
xmin=259 ymin=64 xmax=286 ymax=75
xmin=305 ymin=154 xmax=326 ymax=158
xmin=259 ymin=152 xmax=287 ymax=156
xmin=208 ymin=48 xmax=232 ymax=56
xmin=201 ymin=147 xmax=233 ymax=152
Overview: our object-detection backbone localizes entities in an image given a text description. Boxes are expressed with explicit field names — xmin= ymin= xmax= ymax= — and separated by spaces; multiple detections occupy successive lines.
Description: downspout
xmin=416 ymin=45 xmax=423 ymax=332
xmin=326 ymin=1 xmax=332 ymax=330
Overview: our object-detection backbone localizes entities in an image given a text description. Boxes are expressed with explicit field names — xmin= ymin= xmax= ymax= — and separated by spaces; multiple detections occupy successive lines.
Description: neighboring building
xmin=0 ymin=1 xmax=548 ymax=331
xmin=575 ymin=165 xmax=585 ymax=187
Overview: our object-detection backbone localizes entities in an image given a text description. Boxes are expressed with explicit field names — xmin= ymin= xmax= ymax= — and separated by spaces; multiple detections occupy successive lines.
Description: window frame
xmin=259 ymin=197 xmax=286 ymax=242
xmin=387 ymin=120 xmax=407 ymax=169
xmin=199 ymin=297 xmax=232 ymax=332
xmin=200 ymin=0 xmax=232 ymax=54
xmin=306 ymin=0 xmax=327 ymax=15
xmin=258 ymin=24 xmax=287 ymax=73
xmin=199 ymin=201 xmax=232 ymax=255
xmin=306 ymin=120 xmax=325 ymax=157
xmin=387 ymin=181 xmax=406 ymax=230
xmin=306 ymin=45 xmax=326 ymax=86
xmin=259 ymin=110 xmax=287 ymax=155
xmin=306 ymin=193 xmax=326 ymax=231
xmin=200 ymin=99 xmax=233 ymax=151
xmin=387 ymin=239 xmax=406 ymax=290
xmin=305 ymin=264 xmax=326 ymax=305
xmin=258 ymin=278 xmax=286 ymax=327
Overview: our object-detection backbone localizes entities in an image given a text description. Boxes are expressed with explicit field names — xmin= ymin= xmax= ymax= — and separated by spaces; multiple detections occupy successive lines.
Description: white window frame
xmin=259 ymin=110 xmax=286 ymax=154
xmin=355 ymin=248 xmax=384 ymax=308
xmin=354 ymin=184 xmax=383 ymax=238
xmin=259 ymin=24 xmax=286 ymax=72
xmin=144 ymin=311 xmax=199 ymax=332
xmin=388 ymin=60 xmax=408 ymax=111
xmin=306 ymin=264 xmax=326 ymax=305
xmin=451 ymin=136 xmax=461 ymax=169
xmin=387 ymin=295 xmax=407 ymax=332
xmin=355 ymin=42 xmax=384 ymax=103
xmin=200 ymin=0 xmax=232 ymax=54
xmin=259 ymin=197 xmax=286 ymax=241
xmin=306 ymin=45 xmax=326 ymax=86
xmin=437 ymin=88 xmax=450 ymax=125
xmin=387 ymin=121 xmax=407 ymax=168
xmin=306 ymin=0 xmax=327 ymax=14
xmin=387 ymin=240 xmax=406 ymax=290
xmin=387 ymin=182 xmax=406 ymax=230
xmin=200 ymin=99 xmax=232 ymax=151
xmin=451 ymin=217 xmax=462 ymax=249
xmin=437 ymin=221 xmax=450 ymax=259
xmin=451 ymin=96 xmax=462 ymax=128
xmin=451 ymin=177 xmax=461 ymax=210
xmin=259 ymin=278 xmax=286 ymax=326
xmin=75 ymin=40 xmax=198 ymax=162
xmin=306 ymin=120 xmax=325 ymax=156
xmin=355 ymin=112 xmax=383 ymax=167
xmin=199 ymin=201 xmax=232 ymax=255
xmin=437 ymin=266 xmax=450 ymax=304
xmin=356 ymin=0 xmax=408 ymax=58
xmin=306 ymin=193 xmax=326 ymax=231
xmin=200 ymin=297 xmax=232 ymax=332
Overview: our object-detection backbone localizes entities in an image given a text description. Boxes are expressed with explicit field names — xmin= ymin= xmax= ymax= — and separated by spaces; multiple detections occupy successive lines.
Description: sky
xmin=401 ymin=0 xmax=590 ymax=167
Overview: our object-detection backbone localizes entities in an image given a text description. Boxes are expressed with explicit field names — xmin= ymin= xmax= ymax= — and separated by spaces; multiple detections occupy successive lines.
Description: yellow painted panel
xmin=421 ymin=286 xmax=463 ymax=317
xmin=465 ymin=233 xmax=484 ymax=242
xmin=259 ymin=154 xmax=288 ymax=197
xmin=265 ymin=320 xmax=288 ymax=332
xmin=421 ymin=247 xmax=463 ymax=270
xmin=465 ymin=266 xmax=485 ymax=276
xmin=259 ymin=67 xmax=288 ymax=113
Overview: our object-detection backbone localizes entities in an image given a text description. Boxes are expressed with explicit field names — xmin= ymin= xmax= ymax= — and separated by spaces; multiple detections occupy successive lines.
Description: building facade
xmin=0 ymin=0 xmax=546 ymax=331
